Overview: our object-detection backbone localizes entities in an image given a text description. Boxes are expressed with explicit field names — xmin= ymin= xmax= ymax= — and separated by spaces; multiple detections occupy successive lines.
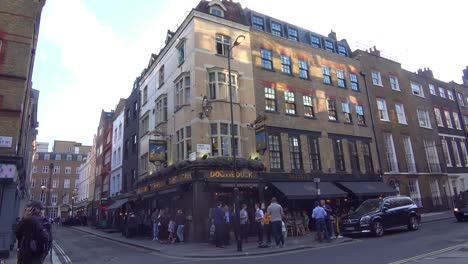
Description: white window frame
xmin=389 ymin=75 xmax=400 ymax=91
xmin=383 ymin=133 xmax=399 ymax=172
xmin=371 ymin=71 xmax=383 ymax=86
xmin=424 ymin=139 xmax=441 ymax=173
xmin=417 ymin=109 xmax=432 ymax=129
xmin=452 ymin=141 xmax=462 ymax=167
xmin=155 ymin=94 xmax=168 ymax=125
xmin=429 ymin=84 xmax=436 ymax=95
xmin=341 ymin=101 xmax=352 ymax=123
xmin=176 ymin=126 xmax=192 ymax=161
xmin=377 ymin=99 xmax=389 ymax=121
xmin=64 ymin=179 xmax=70 ymax=189
xmin=31 ymin=179 xmax=36 ymax=188
xmin=441 ymin=139 xmax=452 ymax=167
xmin=458 ymin=93 xmax=465 ymax=106
xmin=460 ymin=142 xmax=468 ymax=166
xmin=395 ymin=103 xmax=407 ymax=124
xmin=447 ymin=90 xmax=455 ymax=101
xmin=411 ymin=82 xmax=424 ymax=97
xmin=33 ymin=166 xmax=37 ymax=173
xmin=215 ymin=34 xmax=230 ymax=56
xmin=52 ymin=179 xmax=59 ymax=188
xmin=53 ymin=166 xmax=60 ymax=174
xmin=208 ymin=70 xmax=238 ymax=102
xmin=439 ymin=87 xmax=446 ymax=98
xmin=429 ymin=178 xmax=443 ymax=206
xmin=444 ymin=110 xmax=453 ymax=128
xmin=284 ymin=91 xmax=296 ymax=115
xmin=210 ymin=122 xmax=240 ymax=157
xmin=453 ymin=112 xmax=462 ymax=130
xmin=434 ymin=108 xmax=444 ymax=127
xmin=403 ymin=136 xmax=416 ymax=173
xmin=210 ymin=6 xmax=224 ymax=17
xmin=408 ymin=179 xmax=422 ymax=207
xmin=65 ymin=166 xmax=71 ymax=174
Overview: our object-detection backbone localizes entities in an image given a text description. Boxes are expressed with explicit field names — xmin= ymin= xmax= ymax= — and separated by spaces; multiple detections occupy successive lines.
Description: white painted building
xmin=110 ymin=100 xmax=125 ymax=196
xmin=77 ymin=138 xmax=96 ymax=205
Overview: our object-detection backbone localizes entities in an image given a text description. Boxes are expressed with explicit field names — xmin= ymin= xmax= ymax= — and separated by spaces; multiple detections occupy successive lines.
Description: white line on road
xmin=389 ymin=242 xmax=468 ymax=264
xmin=53 ymin=241 xmax=71 ymax=264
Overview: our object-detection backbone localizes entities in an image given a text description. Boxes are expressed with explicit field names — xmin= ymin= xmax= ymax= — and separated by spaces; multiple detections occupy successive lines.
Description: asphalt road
xmin=53 ymin=218 xmax=468 ymax=264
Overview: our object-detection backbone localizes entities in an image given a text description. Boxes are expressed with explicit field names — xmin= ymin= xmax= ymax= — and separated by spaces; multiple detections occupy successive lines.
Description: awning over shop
xmin=272 ymin=182 xmax=347 ymax=199
xmin=338 ymin=181 xmax=398 ymax=196
xmin=106 ymin=198 xmax=128 ymax=211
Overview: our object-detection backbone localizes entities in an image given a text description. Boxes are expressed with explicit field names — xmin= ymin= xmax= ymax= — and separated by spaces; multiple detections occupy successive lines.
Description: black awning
xmin=272 ymin=182 xmax=347 ymax=199
xmin=338 ymin=181 xmax=398 ymax=196
xmin=106 ymin=198 xmax=128 ymax=211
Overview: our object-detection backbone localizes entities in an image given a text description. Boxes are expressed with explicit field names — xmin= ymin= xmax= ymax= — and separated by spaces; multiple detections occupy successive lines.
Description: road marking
xmin=389 ymin=242 xmax=468 ymax=264
xmin=53 ymin=241 xmax=72 ymax=264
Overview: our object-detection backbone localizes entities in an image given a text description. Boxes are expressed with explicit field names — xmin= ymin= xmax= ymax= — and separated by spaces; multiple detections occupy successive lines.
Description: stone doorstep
xmin=71 ymin=226 xmax=353 ymax=258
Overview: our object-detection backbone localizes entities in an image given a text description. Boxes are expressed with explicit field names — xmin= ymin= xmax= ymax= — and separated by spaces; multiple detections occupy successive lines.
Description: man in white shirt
xmin=254 ymin=203 xmax=264 ymax=244
xmin=267 ymin=197 xmax=284 ymax=248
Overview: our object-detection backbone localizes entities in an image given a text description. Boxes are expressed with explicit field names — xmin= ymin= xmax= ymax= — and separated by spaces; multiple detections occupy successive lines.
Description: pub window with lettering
xmin=211 ymin=123 xmax=239 ymax=157
xmin=268 ymin=134 xmax=283 ymax=170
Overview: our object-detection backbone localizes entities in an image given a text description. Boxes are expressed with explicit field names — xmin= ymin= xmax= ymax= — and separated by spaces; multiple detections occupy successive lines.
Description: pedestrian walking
xmin=175 ymin=209 xmax=186 ymax=243
xmin=321 ymin=200 xmax=333 ymax=239
xmin=312 ymin=201 xmax=329 ymax=242
xmin=212 ymin=202 xmax=226 ymax=248
xmin=240 ymin=204 xmax=249 ymax=243
xmin=254 ymin=203 xmax=264 ymax=244
xmin=151 ymin=209 xmax=159 ymax=241
xmin=224 ymin=205 xmax=231 ymax=246
xmin=15 ymin=200 xmax=52 ymax=264
xmin=267 ymin=197 xmax=284 ymax=248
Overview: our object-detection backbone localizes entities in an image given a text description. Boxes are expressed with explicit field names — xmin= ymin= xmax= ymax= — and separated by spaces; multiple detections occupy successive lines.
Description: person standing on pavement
xmin=254 ymin=203 xmax=264 ymax=244
xmin=212 ymin=202 xmax=226 ymax=248
xmin=267 ymin=197 xmax=284 ymax=248
xmin=320 ymin=200 xmax=333 ymax=240
xmin=223 ymin=204 xmax=231 ymax=246
xmin=175 ymin=209 xmax=186 ymax=243
xmin=263 ymin=211 xmax=272 ymax=245
xmin=151 ymin=209 xmax=160 ymax=241
xmin=312 ymin=201 xmax=329 ymax=242
xmin=240 ymin=204 xmax=249 ymax=243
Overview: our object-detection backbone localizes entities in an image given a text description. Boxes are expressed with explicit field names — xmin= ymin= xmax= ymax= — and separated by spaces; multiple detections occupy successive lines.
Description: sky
xmin=33 ymin=0 xmax=468 ymax=147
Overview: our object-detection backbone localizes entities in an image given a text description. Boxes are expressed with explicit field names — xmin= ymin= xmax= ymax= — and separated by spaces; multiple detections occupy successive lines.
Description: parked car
xmin=341 ymin=196 xmax=420 ymax=237
xmin=454 ymin=190 xmax=468 ymax=222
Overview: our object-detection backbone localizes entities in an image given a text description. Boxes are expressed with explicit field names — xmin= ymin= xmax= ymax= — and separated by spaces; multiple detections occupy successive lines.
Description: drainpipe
xmin=360 ymin=71 xmax=384 ymax=179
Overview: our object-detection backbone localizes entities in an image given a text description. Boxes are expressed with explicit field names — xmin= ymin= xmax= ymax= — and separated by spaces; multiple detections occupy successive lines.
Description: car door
xmin=381 ymin=198 xmax=398 ymax=228
xmin=392 ymin=198 xmax=407 ymax=227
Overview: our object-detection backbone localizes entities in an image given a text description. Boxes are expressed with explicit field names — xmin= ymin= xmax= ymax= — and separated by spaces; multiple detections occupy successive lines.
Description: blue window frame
xmin=325 ymin=40 xmax=334 ymax=52
xmin=271 ymin=22 xmax=282 ymax=37
xmin=350 ymin=73 xmax=359 ymax=91
xmin=298 ymin=59 xmax=309 ymax=79
xmin=252 ymin=15 xmax=265 ymax=31
xmin=288 ymin=27 xmax=299 ymax=41
xmin=280 ymin=55 xmax=291 ymax=74
xmin=310 ymin=35 xmax=321 ymax=48
xmin=261 ymin=49 xmax=273 ymax=70
xmin=338 ymin=45 xmax=347 ymax=56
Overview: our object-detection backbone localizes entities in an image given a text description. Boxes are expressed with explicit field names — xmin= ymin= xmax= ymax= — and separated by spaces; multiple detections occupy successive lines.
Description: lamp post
xmin=227 ymin=34 xmax=245 ymax=252
xmin=46 ymin=163 xmax=53 ymax=220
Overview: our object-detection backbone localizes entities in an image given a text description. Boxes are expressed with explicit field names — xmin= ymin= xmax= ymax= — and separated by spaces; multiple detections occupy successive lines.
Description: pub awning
xmin=338 ymin=181 xmax=398 ymax=196
xmin=272 ymin=182 xmax=347 ymax=199
xmin=106 ymin=198 xmax=128 ymax=211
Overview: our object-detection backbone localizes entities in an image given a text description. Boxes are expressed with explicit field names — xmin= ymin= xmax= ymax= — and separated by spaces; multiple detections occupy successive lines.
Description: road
xmin=52 ymin=218 xmax=468 ymax=264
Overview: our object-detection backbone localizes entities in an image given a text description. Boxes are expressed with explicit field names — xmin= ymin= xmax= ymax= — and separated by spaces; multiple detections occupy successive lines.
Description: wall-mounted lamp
xmin=199 ymin=96 xmax=213 ymax=119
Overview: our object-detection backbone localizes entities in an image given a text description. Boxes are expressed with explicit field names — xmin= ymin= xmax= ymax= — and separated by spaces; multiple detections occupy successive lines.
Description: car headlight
xmin=454 ymin=208 xmax=459 ymax=212
xmin=360 ymin=216 xmax=371 ymax=225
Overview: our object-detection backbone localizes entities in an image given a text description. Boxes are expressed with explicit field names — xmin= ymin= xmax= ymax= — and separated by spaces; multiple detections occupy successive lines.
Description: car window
xmin=388 ymin=199 xmax=399 ymax=209
xmin=355 ymin=199 xmax=382 ymax=214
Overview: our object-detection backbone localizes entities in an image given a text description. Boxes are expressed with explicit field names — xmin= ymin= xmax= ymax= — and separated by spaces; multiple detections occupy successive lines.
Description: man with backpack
xmin=15 ymin=200 xmax=52 ymax=264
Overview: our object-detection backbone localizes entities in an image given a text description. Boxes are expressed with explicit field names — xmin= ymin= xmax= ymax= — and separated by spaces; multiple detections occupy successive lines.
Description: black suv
xmin=341 ymin=196 xmax=420 ymax=237
xmin=454 ymin=190 xmax=468 ymax=222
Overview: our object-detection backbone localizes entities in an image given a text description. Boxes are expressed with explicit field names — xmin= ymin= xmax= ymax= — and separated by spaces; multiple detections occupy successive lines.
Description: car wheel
xmin=408 ymin=216 xmax=419 ymax=231
xmin=372 ymin=220 xmax=384 ymax=237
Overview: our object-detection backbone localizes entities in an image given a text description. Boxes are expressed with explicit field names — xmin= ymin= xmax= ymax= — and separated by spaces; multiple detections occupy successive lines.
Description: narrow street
xmin=51 ymin=218 xmax=468 ymax=264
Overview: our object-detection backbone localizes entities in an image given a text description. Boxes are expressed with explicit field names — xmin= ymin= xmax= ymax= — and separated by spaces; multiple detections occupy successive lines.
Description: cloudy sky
xmin=33 ymin=0 xmax=468 ymax=147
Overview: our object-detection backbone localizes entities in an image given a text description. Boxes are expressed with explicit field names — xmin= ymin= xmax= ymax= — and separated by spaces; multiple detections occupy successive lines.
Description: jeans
xmin=271 ymin=221 xmax=284 ymax=246
xmin=255 ymin=222 xmax=263 ymax=242
xmin=325 ymin=218 xmax=333 ymax=239
xmin=215 ymin=223 xmax=225 ymax=247
xmin=153 ymin=223 xmax=159 ymax=239
xmin=240 ymin=224 xmax=248 ymax=241
xmin=315 ymin=218 xmax=327 ymax=241
xmin=176 ymin=225 xmax=184 ymax=242
xmin=264 ymin=224 xmax=272 ymax=243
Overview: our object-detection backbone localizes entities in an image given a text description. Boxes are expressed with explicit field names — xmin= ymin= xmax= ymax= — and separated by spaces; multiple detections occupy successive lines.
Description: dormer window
xmin=210 ymin=7 xmax=224 ymax=17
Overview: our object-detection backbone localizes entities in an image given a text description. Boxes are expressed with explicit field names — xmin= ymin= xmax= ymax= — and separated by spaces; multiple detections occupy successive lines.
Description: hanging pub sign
xmin=255 ymin=126 xmax=267 ymax=153
xmin=149 ymin=140 xmax=166 ymax=162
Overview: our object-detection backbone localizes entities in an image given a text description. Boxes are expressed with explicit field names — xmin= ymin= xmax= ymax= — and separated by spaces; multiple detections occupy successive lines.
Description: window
xmin=177 ymin=126 xmax=192 ymax=160
xmin=118 ymin=124 xmax=122 ymax=140
xmin=410 ymin=82 xmax=424 ymax=97
xmin=438 ymin=87 xmax=446 ymax=98
xmin=252 ymin=15 xmax=264 ymax=30
xmin=42 ymin=166 xmax=49 ymax=173
xmin=389 ymin=76 xmax=400 ymax=91
xmin=429 ymin=84 xmax=436 ymax=95
xmin=75 ymin=167 xmax=80 ymax=174
xmin=460 ymin=142 xmax=468 ymax=165
xmin=63 ymin=193 xmax=69 ymax=204
xmin=41 ymin=178 xmax=47 ymax=187
xmin=458 ymin=93 xmax=465 ymax=106
xmin=210 ymin=7 xmax=224 ymax=17
xmin=453 ymin=112 xmax=462 ymax=130
xmin=322 ymin=66 xmax=332 ymax=84
xmin=434 ymin=108 xmax=443 ymax=127
xmin=371 ymin=71 xmax=382 ymax=86
xmin=303 ymin=95 xmax=315 ymax=118
xmin=117 ymin=147 xmax=121 ymax=163
xmin=155 ymin=95 xmax=168 ymax=125
xmin=143 ymin=85 xmax=148 ymax=104
xmin=348 ymin=141 xmax=360 ymax=172
xmin=298 ymin=59 xmax=309 ymax=79
xmin=64 ymin=179 xmax=70 ymax=189
xmin=53 ymin=166 xmax=60 ymax=174
xmin=325 ymin=40 xmax=334 ymax=52
xmin=444 ymin=110 xmax=453 ymax=128
xmin=338 ymin=45 xmax=347 ymax=56
xmin=211 ymin=123 xmax=239 ymax=157
xmin=55 ymin=154 xmax=61 ymax=161
xmin=52 ymin=179 xmax=59 ymax=188
xmin=177 ymin=42 xmax=184 ymax=65
xmin=402 ymin=136 xmax=416 ymax=173
xmin=114 ymin=128 xmax=118 ymax=142
xmin=133 ymin=101 xmax=138 ymax=120
xmin=215 ymin=34 xmax=230 ymax=56
xmin=408 ymin=179 xmax=422 ymax=207
xmin=264 ymin=87 xmax=276 ymax=111
xmin=140 ymin=114 xmax=149 ymax=136
xmin=308 ymin=137 xmax=321 ymax=171
xmin=66 ymin=154 xmax=72 ymax=161
xmin=261 ymin=49 xmax=273 ymax=70
xmin=333 ymin=139 xmax=345 ymax=172
xmin=280 ymin=55 xmax=291 ymax=74
xmin=77 ymin=155 xmax=82 ymax=161
xmin=395 ymin=103 xmax=407 ymax=124
xmin=465 ymin=116 xmax=468 ymax=131
xmin=65 ymin=167 xmax=71 ymax=174
xmin=271 ymin=22 xmax=282 ymax=37
xmin=44 ymin=154 xmax=50 ymax=160
xmin=377 ymin=99 xmax=389 ymax=121
xmin=287 ymin=27 xmax=298 ymax=41
xmin=159 ymin=65 xmax=165 ymax=87
xmin=429 ymin=179 xmax=442 ymax=206
xmin=447 ymin=90 xmax=455 ymax=101
xmin=104 ymin=151 xmax=110 ymax=165
xmin=31 ymin=179 xmax=36 ymax=188
xmin=362 ymin=142 xmax=374 ymax=173
xmin=310 ymin=35 xmax=321 ymax=48
xmin=32 ymin=166 xmax=37 ymax=173
xmin=383 ymin=133 xmax=399 ymax=172
xmin=350 ymin=73 xmax=359 ymax=91
xmin=208 ymin=71 xmax=238 ymax=101
xmin=453 ymin=141 xmax=462 ymax=167
xmin=327 ymin=99 xmax=337 ymax=121
xmin=336 ymin=69 xmax=346 ymax=88
xmin=289 ymin=136 xmax=303 ymax=170
xmin=268 ymin=134 xmax=282 ymax=170
xmin=424 ymin=139 xmax=441 ymax=173
xmin=125 ymin=108 xmax=130 ymax=126
xmin=40 ymin=192 xmax=46 ymax=203
xmin=341 ymin=102 xmax=352 ymax=123
xmin=356 ymin=105 xmax=365 ymax=125
xmin=284 ymin=91 xmax=296 ymax=115
xmin=132 ymin=134 xmax=137 ymax=153
xmin=140 ymin=153 xmax=148 ymax=173
xmin=417 ymin=109 xmax=432 ymax=128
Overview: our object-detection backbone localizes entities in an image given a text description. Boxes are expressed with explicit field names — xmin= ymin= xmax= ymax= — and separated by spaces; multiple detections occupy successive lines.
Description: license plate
xmin=345 ymin=227 xmax=355 ymax=231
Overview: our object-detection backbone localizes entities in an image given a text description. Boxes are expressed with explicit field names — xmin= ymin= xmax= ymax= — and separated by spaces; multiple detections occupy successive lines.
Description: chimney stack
xmin=328 ymin=30 xmax=337 ymax=41
xmin=418 ymin=67 xmax=434 ymax=78
xmin=463 ymin=66 xmax=468 ymax=86
xmin=370 ymin=46 xmax=380 ymax=57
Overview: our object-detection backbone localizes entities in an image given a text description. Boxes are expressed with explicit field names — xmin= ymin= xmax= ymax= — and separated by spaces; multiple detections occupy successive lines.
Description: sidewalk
xmin=4 ymin=249 xmax=61 ymax=264
xmin=420 ymin=210 xmax=454 ymax=223
xmin=71 ymin=226 xmax=353 ymax=258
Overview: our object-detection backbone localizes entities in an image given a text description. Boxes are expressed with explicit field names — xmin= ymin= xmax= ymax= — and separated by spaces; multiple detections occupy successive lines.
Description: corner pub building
xmin=126 ymin=0 xmax=396 ymax=242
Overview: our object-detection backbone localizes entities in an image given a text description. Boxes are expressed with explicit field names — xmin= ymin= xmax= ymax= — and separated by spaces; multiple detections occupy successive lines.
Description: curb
xmin=420 ymin=214 xmax=454 ymax=224
xmin=70 ymin=227 xmax=354 ymax=259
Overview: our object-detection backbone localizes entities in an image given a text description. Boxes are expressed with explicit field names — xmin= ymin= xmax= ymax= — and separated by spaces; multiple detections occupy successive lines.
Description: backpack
xmin=19 ymin=218 xmax=51 ymax=257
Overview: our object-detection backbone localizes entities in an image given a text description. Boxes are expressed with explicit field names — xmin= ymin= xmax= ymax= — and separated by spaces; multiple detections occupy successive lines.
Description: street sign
xmin=189 ymin=152 xmax=196 ymax=161
xmin=197 ymin=144 xmax=211 ymax=154
xmin=313 ymin=178 xmax=320 ymax=183
xmin=0 ymin=136 xmax=12 ymax=148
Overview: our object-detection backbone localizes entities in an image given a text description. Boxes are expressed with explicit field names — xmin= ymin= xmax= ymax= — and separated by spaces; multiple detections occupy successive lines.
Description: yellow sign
xmin=209 ymin=170 xmax=255 ymax=179
xmin=136 ymin=186 xmax=149 ymax=194
xmin=169 ymin=172 xmax=192 ymax=185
